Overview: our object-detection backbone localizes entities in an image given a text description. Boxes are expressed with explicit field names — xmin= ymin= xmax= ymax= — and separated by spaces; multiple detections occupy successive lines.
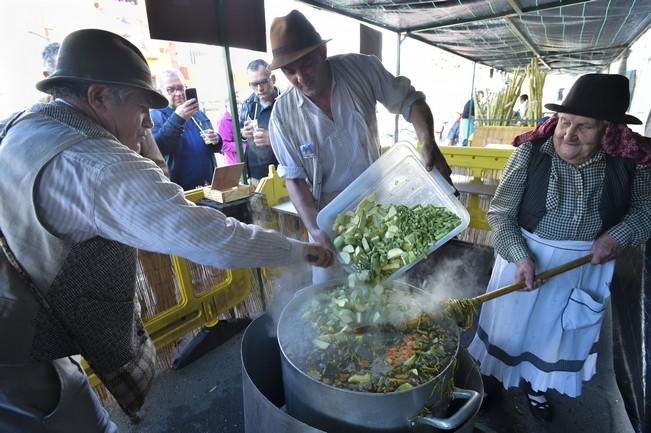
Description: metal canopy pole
xmin=215 ymin=0 xmax=248 ymax=183
xmin=393 ymin=32 xmax=403 ymax=144
xmin=644 ymin=241 xmax=651 ymax=433
xmin=464 ymin=61 xmax=477 ymax=146
xmin=172 ymin=1 xmax=260 ymax=370
xmin=214 ymin=2 xmax=270 ymax=313
xmin=214 ymin=1 xmax=269 ymax=312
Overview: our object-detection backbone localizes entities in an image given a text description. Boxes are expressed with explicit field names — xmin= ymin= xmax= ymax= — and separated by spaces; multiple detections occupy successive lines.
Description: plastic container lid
xmin=317 ymin=142 xmax=470 ymax=281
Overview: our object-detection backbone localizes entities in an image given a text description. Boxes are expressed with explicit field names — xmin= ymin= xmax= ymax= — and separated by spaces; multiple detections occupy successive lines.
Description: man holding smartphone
xmin=150 ymin=70 xmax=222 ymax=190
xmin=238 ymin=59 xmax=280 ymax=184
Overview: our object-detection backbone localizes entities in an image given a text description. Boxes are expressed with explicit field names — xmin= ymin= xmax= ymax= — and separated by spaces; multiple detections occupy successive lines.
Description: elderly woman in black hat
xmin=467 ymin=74 xmax=651 ymax=421
xmin=266 ymin=10 xmax=452 ymax=282
xmin=0 ymin=29 xmax=334 ymax=433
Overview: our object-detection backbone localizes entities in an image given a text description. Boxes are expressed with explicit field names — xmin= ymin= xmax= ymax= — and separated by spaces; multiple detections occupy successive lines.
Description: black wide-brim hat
xmin=269 ymin=10 xmax=331 ymax=70
xmin=37 ymin=29 xmax=167 ymax=109
xmin=545 ymin=73 xmax=641 ymax=125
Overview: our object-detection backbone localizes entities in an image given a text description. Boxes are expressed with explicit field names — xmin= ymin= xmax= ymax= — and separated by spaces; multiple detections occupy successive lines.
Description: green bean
xmin=332 ymin=194 xmax=461 ymax=286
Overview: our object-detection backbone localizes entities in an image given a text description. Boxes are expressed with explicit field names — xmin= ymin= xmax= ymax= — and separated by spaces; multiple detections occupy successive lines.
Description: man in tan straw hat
xmin=467 ymin=73 xmax=651 ymax=422
xmin=267 ymin=10 xmax=452 ymax=282
xmin=0 ymin=28 xmax=333 ymax=433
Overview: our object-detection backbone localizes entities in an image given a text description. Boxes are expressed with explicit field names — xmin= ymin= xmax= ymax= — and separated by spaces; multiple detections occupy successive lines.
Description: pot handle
xmin=409 ymin=388 xmax=481 ymax=431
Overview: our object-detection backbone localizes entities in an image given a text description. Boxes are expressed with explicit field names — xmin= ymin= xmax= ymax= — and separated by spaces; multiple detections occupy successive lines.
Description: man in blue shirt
xmin=151 ymin=70 xmax=222 ymax=190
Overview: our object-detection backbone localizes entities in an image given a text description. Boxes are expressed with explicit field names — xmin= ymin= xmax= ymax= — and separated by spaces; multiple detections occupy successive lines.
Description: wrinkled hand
xmin=253 ymin=128 xmax=270 ymax=147
xmin=591 ymin=233 xmax=619 ymax=264
xmin=241 ymin=120 xmax=255 ymax=140
xmin=175 ymin=99 xmax=200 ymax=120
xmin=422 ymin=142 xmax=453 ymax=185
xmin=515 ymin=258 xmax=543 ymax=291
xmin=305 ymin=243 xmax=335 ymax=268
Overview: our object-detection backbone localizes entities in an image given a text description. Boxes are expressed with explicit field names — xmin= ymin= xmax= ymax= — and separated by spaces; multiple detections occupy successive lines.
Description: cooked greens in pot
xmin=332 ymin=193 xmax=461 ymax=286
xmin=282 ymin=284 xmax=458 ymax=393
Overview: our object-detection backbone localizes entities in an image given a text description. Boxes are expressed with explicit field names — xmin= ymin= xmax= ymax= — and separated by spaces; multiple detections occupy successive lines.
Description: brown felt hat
xmin=269 ymin=10 xmax=330 ymax=70
xmin=36 ymin=29 xmax=167 ymax=108
xmin=545 ymin=73 xmax=641 ymax=125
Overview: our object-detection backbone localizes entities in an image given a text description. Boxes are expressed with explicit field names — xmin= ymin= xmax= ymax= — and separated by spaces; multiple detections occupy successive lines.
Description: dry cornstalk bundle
xmin=478 ymin=68 xmax=525 ymax=126
xmin=525 ymin=58 xmax=548 ymax=126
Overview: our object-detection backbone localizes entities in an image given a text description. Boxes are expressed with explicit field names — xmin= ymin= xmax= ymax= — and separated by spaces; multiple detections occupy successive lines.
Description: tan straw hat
xmin=269 ymin=10 xmax=330 ymax=70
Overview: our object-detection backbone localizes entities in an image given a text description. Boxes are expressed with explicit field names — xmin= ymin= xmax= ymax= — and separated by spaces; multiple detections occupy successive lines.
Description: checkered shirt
xmin=488 ymin=138 xmax=651 ymax=263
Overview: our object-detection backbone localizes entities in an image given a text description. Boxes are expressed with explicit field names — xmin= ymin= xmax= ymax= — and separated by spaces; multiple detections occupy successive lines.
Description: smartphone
xmin=185 ymin=87 xmax=198 ymax=103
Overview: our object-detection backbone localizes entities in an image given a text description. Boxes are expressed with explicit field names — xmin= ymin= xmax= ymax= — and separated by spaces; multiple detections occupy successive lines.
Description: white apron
xmin=467 ymin=230 xmax=614 ymax=398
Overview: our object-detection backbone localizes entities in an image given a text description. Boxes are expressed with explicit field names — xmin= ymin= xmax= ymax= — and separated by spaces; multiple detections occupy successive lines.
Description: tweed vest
xmin=0 ymin=103 xmax=140 ymax=372
xmin=517 ymin=138 xmax=634 ymax=234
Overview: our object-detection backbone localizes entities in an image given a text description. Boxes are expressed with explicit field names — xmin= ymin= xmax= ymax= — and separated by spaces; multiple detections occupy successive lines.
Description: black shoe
xmin=526 ymin=392 xmax=553 ymax=422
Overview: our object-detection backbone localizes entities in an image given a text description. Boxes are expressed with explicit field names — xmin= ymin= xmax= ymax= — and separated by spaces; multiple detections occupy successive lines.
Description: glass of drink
xmin=199 ymin=119 xmax=217 ymax=144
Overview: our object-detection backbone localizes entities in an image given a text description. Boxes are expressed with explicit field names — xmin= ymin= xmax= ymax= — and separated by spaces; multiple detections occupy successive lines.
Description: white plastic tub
xmin=316 ymin=142 xmax=470 ymax=281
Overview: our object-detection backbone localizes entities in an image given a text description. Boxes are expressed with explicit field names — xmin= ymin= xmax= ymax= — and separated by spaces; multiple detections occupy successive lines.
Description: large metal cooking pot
xmin=277 ymin=279 xmax=481 ymax=432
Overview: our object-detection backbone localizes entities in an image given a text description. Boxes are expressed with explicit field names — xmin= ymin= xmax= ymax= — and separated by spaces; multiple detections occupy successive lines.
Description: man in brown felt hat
xmin=467 ymin=73 xmax=651 ymax=422
xmin=37 ymin=39 xmax=168 ymax=175
xmin=267 ymin=10 xmax=453 ymax=282
xmin=0 ymin=29 xmax=333 ymax=433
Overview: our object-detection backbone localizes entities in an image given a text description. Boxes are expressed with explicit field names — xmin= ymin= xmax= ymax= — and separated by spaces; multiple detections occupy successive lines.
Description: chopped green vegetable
xmin=332 ymin=194 xmax=461 ymax=286
xmin=283 ymin=284 xmax=459 ymax=394
xmin=313 ymin=338 xmax=330 ymax=350
xmin=396 ymin=383 xmax=414 ymax=392
xmin=403 ymin=354 xmax=416 ymax=368
xmin=347 ymin=373 xmax=371 ymax=384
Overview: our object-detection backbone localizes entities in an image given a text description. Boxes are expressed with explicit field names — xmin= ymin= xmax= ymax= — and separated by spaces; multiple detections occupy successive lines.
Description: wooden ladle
xmin=446 ymin=254 xmax=594 ymax=330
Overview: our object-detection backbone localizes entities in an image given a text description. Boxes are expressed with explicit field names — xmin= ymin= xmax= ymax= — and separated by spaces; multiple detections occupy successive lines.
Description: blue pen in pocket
xmin=299 ymin=142 xmax=315 ymax=158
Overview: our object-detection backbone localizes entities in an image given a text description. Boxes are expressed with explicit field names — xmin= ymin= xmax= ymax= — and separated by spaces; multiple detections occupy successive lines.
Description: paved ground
xmin=107 ymin=242 xmax=635 ymax=433
xmin=107 ymin=306 xmax=633 ymax=433
xmin=469 ymin=306 xmax=633 ymax=433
